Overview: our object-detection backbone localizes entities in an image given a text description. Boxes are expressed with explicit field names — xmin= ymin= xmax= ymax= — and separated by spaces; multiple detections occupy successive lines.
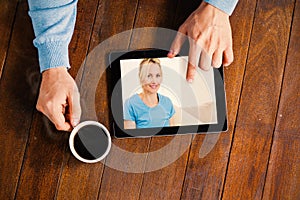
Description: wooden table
xmin=1 ymin=0 xmax=299 ymax=199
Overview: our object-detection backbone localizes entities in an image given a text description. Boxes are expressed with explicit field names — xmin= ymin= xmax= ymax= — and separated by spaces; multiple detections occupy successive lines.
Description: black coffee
xmin=73 ymin=125 xmax=109 ymax=160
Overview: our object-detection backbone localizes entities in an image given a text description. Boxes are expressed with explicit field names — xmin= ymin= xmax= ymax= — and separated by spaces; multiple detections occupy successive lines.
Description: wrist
xmin=200 ymin=2 xmax=229 ymax=18
xmin=36 ymin=41 xmax=71 ymax=73
xmin=42 ymin=66 xmax=68 ymax=79
xmin=203 ymin=0 xmax=238 ymax=16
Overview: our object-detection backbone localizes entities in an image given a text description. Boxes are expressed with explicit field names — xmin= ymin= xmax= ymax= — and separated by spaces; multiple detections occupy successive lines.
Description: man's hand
xmin=168 ymin=2 xmax=234 ymax=82
xmin=36 ymin=67 xmax=81 ymax=131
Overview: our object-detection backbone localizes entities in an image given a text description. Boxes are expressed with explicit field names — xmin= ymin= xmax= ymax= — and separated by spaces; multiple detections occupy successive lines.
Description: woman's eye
xmin=156 ymin=74 xmax=161 ymax=78
xmin=147 ymin=74 xmax=152 ymax=78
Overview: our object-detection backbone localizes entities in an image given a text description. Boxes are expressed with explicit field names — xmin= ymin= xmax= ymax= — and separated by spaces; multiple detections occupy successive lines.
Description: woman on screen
xmin=124 ymin=58 xmax=175 ymax=129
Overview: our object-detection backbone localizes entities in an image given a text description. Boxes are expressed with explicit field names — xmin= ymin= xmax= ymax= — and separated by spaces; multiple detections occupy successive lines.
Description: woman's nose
xmin=151 ymin=77 xmax=158 ymax=83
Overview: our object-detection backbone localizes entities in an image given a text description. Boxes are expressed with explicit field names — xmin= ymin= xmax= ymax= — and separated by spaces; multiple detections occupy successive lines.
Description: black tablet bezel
xmin=109 ymin=49 xmax=227 ymax=138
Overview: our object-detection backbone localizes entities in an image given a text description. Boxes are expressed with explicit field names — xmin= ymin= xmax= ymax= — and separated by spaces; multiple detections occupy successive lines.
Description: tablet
xmin=109 ymin=49 xmax=227 ymax=138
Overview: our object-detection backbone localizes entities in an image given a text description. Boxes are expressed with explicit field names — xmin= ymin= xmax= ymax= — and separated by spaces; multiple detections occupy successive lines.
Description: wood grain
xmin=135 ymin=1 xmax=195 ymax=200
xmin=222 ymin=0 xmax=295 ymax=199
xmin=180 ymin=0 xmax=257 ymax=199
xmin=138 ymin=135 xmax=192 ymax=200
xmin=262 ymin=1 xmax=300 ymax=199
xmin=1 ymin=0 xmax=299 ymax=199
xmin=172 ymin=0 xmax=200 ymax=29
xmin=0 ymin=0 xmax=18 ymax=78
xmin=56 ymin=1 xmax=140 ymax=199
xmin=97 ymin=0 xmax=179 ymax=199
xmin=15 ymin=1 xmax=99 ymax=199
xmin=0 ymin=1 xmax=39 ymax=199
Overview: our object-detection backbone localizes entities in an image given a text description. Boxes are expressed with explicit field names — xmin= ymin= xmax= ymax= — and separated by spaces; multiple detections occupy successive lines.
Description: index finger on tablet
xmin=168 ymin=31 xmax=186 ymax=58
xmin=186 ymin=41 xmax=201 ymax=83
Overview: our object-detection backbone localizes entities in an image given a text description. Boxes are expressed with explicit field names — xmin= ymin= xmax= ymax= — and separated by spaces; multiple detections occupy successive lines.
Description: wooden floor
xmin=1 ymin=0 xmax=299 ymax=199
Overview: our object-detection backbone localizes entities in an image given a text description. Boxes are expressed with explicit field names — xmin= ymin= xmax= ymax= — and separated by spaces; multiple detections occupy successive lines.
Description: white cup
xmin=69 ymin=121 xmax=112 ymax=163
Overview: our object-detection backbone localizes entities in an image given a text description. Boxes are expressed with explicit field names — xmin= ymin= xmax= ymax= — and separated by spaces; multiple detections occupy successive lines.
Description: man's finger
xmin=199 ymin=50 xmax=212 ymax=71
xmin=168 ymin=30 xmax=186 ymax=58
xmin=186 ymin=40 xmax=201 ymax=82
xmin=212 ymin=50 xmax=223 ymax=68
xmin=68 ymin=87 xmax=81 ymax=127
xmin=223 ymin=47 xmax=234 ymax=66
xmin=50 ymin=107 xmax=72 ymax=131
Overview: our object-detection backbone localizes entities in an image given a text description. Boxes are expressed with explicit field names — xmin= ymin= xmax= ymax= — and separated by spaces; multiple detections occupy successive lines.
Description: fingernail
xmin=188 ymin=79 xmax=193 ymax=83
xmin=167 ymin=50 xmax=174 ymax=57
xmin=168 ymin=50 xmax=178 ymax=57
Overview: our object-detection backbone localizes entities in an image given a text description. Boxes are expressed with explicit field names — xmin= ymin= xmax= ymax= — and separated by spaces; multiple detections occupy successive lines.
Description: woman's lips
xmin=149 ymin=84 xmax=159 ymax=89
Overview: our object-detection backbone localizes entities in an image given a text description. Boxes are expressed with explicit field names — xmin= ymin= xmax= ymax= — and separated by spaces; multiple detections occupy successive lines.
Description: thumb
xmin=49 ymin=107 xmax=72 ymax=132
xmin=68 ymin=86 xmax=81 ymax=127
xmin=55 ymin=112 xmax=73 ymax=131
xmin=168 ymin=28 xmax=186 ymax=58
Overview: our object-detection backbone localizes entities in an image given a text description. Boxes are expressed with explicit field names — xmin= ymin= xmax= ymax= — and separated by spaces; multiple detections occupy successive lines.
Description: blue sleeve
xmin=28 ymin=0 xmax=78 ymax=72
xmin=204 ymin=0 xmax=238 ymax=15
xmin=124 ymin=99 xmax=135 ymax=121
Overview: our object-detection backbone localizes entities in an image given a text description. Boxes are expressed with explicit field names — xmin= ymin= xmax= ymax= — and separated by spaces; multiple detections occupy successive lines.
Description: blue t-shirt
xmin=124 ymin=93 xmax=175 ymax=128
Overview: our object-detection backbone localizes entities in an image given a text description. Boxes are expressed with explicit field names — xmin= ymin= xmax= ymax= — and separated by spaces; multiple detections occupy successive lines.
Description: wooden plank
xmin=0 ymin=1 xmax=39 ymax=199
xmin=0 ymin=0 xmax=18 ymax=78
xmin=222 ymin=0 xmax=295 ymax=199
xmin=180 ymin=0 xmax=257 ymax=199
xmin=138 ymin=135 xmax=191 ymax=200
xmin=97 ymin=0 xmax=180 ymax=200
xmin=96 ymin=139 xmax=149 ymax=200
xmin=172 ymin=0 xmax=201 ymax=29
xmin=262 ymin=1 xmax=300 ymax=199
xmin=134 ymin=1 xmax=195 ymax=200
xmin=14 ymin=1 xmax=99 ymax=199
xmin=56 ymin=1 xmax=140 ymax=199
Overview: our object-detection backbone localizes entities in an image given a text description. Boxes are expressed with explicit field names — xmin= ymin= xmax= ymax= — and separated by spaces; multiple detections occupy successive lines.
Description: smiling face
xmin=139 ymin=62 xmax=162 ymax=94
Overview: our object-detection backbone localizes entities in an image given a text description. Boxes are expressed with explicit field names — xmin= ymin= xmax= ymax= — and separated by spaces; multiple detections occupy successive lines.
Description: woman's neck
xmin=139 ymin=92 xmax=158 ymax=108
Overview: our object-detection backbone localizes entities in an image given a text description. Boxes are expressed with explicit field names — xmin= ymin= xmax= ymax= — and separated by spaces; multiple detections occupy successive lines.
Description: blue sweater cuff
xmin=36 ymin=42 xmax=70 ymax=73
xmin=204 ymin=0 xmax=238 ymax=15
xmin=28 ymin=0 xmax=77 ymax=73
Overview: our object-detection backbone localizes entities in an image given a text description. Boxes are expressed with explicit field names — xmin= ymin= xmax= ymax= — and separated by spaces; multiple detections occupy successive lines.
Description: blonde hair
xmin=139 ymin=58 xmax=162 ymax=83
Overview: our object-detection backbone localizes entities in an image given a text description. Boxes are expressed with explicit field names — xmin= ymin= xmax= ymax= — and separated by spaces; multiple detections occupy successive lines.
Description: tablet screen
xmin=109 ymin=49 xmax=227 ymax=138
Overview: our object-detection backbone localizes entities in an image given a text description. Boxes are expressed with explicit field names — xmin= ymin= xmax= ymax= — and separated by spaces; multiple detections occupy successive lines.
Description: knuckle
xmin=36 ymin=103 xmax=42 ymax=112
xmin=70 ymin=84 xmax=80 ymax=97
xmin=55 ymin=124 xmax=65 ymax=131
xmin=191 ymin=29 xmax=199 ymax=39
xmin=45 ymin=101 xmax=53 ymax=110
xmin=178 ymin=25 xmax=185 ymax=33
